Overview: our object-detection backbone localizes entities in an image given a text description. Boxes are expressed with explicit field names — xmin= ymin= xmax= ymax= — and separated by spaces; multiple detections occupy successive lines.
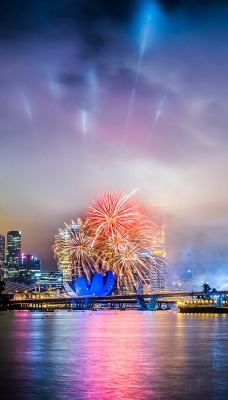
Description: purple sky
xmin=0 ymin=1 xmax=228 ymax=288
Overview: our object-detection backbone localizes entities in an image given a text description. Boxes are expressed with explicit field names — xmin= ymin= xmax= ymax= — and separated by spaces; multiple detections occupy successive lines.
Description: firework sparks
xmin=54 ymin=189 xmax=167 ymax=291
xmin=88 ymin=189 xmax=142 ymax=244
xmin=53 ymin=219 xmax=100 ymax=281
xmin=98 ymin=232 xmax=167 ymax=290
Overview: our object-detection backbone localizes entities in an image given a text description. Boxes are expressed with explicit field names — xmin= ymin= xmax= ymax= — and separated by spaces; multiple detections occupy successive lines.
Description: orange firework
xmin=88 ymin=189 xmax=143 ymax=245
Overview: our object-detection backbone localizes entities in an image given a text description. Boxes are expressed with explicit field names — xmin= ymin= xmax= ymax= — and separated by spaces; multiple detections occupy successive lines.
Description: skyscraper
xmin=18 ymin=254 xmax=41 ymax=285
xmin=151 ymin=223 xmax=167 ymax=291
xmin=56 ymin=229 xmax=72 ymax=282
xmin=6 ymin=231 xmax=21 ymax=281
xmin=0 ymin=234 xmax=5 ymax=277
xmin=153 ymin=223 xmax=166 ymax=256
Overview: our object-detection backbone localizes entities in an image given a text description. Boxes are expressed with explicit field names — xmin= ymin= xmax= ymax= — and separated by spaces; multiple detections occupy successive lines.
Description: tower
xmin=6 ymin=231 xmax=21 ymax=281
xmin=55 ymin=229 xmax=72 ymax=282
xmin=0 ymin=234 xmax=5 ymax=278
xmin=151 ymin=223 xmax=167 ymax=291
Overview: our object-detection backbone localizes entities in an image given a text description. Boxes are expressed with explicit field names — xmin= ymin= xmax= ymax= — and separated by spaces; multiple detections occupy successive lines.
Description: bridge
xmin=8 ymin=290 xmax=228 ymax=311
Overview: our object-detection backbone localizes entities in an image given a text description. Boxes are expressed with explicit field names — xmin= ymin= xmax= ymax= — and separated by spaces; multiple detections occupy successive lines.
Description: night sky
xmin=1 ymin=1 xmax=228 ymax=288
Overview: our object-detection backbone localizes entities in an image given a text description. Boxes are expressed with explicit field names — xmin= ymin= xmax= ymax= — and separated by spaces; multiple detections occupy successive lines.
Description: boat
xmin=179 ymin=306 xmax=228 ymax=314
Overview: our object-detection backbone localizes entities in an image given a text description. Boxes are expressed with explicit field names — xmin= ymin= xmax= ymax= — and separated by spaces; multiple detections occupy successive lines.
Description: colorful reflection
xmin=0 ymin=311 xmax=228 ymax=399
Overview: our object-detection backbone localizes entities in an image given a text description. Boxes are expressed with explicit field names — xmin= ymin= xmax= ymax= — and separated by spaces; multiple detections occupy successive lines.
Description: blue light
xmin=74 ymin=271 xmax=114 ymax=296
xmin=131 ymin=1 xmax=162 ymax=56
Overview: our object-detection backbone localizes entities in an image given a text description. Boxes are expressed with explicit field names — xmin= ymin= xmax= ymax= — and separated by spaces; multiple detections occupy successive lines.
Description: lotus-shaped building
xmin=65 ymin=271 xmax=114 ymax=297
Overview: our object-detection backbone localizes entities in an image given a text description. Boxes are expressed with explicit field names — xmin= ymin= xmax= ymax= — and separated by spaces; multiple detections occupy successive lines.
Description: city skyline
xmin=1 ymin=1 xmax=228 ymax=288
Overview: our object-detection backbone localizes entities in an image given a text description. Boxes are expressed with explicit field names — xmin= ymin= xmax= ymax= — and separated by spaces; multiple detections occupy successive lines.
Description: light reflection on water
xmin=0 ymin=310 xmax=228 ymax=400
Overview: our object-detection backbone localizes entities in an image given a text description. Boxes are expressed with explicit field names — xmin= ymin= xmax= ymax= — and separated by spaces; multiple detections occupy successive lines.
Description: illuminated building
xmin=18 ymin=254 xmax=41 ymax=285
xmin=56 ymin=224 xmax=84 ymax=282
xmin=56 ymin=229 xmax=72 ymax=282
xmin=34 ymin=272 xmax=63 ymax=290
xmin=151 ymin=223 xmax=167 ymax=291
xmin=154 ymin=223 xmax=165 ymax=247
xmin=65 ymin=271 xmax=114 ymax=296
xmin=150 ymin=257 xmax=166 ymax=291
xmin=68 ymin=223 xmax=84 ymax=279
xmin=0 ymin=234 xmax=5 ymax=277
xmin=153 ymin=223 xmax=166 ymax=257
xmin=6 ymin=231 xmax=21 ymax=282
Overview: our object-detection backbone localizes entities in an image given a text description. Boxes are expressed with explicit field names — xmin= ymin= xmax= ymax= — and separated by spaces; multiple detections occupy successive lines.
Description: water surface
xmin=0 ymin=310 xmax=227 ymax=400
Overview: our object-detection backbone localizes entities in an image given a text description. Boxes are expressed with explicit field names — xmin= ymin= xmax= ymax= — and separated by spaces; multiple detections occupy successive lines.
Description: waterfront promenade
xmin=8 ymin=290 xmax=228 ymax=311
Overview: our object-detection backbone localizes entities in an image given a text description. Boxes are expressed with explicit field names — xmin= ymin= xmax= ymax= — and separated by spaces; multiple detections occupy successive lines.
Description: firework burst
xmin=88 ymin=189 xmax=142 ymax=244
xmin=98 ymin=232 xmax=166 ymax=290
xmin=53 ymin=219 xmax=101 ymax=281
xmin=54 ymin=189 xmax=167 ymax=291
